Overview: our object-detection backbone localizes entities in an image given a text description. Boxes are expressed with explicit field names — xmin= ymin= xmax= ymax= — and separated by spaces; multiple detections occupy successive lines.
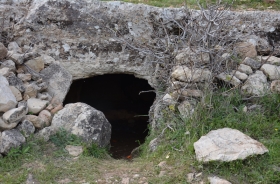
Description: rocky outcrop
xmin=194 ymin=128 xmax=268 ymax=162
xmin=39 ymin=103 xmax=111 ymax=147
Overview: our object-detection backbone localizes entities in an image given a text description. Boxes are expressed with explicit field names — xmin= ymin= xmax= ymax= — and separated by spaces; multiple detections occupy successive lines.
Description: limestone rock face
xmin=0 ymin=75 xmax=17 ymax=112
xmin=27 ymin=98 xmax=48 ymax=114
xmin=194 ymin=128 xmax=268 ymax=162
xmin=40 ymin=64 xmax=72 ymax=103
xmin=171 ymin=66 xmax=212 ymax=82
xmin=46 ymin=103 xmax=111 ymax=147
xmin=0 ymin=129 xmax=26 ymax=155
xmin=241 ymin=71 xmax=268 ymax=96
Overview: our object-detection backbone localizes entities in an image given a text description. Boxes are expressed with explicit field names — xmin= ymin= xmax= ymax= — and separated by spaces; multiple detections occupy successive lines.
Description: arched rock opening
xmin=64 ymin=74 xmax=156 ymax=159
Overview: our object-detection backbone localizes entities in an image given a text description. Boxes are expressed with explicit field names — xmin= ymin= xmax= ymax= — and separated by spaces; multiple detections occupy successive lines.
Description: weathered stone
xmin=241 ymin=71 xmax=268 ymax=96
xmin=149 ymin=138 xmax=159 ymax=152
xmin=2 ymin=106 xmax=28 ymax=125
xmin=25 ymin=58 xmax=45 ymax=73
xmin=50 ymin=103 xmax=63 ymax=114
xmin=0 ymin=67 xmax=10 ymax=77
xmin=9 ymin=86 xmax=23 ymax=101
xmin=194 ymin=128 xmax=268 ymax=162
xmin=242 ymin=57 xmax=262 ymax=70
xmin=162 ymin=94 xmax=175 ymax=104
xmin=37 ymin=92 xmax=52 ymax=101
xmin=216 ymin=73 xmax=241 ymax=87
xmin=7 ymin=51 xmax=34 ymax=65
xmin=0 ymin=129 xmax=25 ymax=155
xmin=178 ymin=100 xmax=196 ymax=118
xmin=171 ymin=66 xmax=212 ymax=83
xmin=0 ymin=75 xmax=17 ymax=112
xmin=235 ymin=42 xmax=257 ymax=59
xmin=0 ymin=116 xmax=18 ymax=131
xmin=40 ymin=64 xmax=72 ymax=103
xmin=23 ymin=83 xmax=38 ymax=100
xmin=65 ymin=145 xmax=83 ymax=157
xmin=172 ymin=89 xmax=203 ymax=99
xmin=34 ymin=55 xmax=59 ymax=66
xmin=237 ymin=64 xmax=253 ymax=75
xmin=25 ymin=115 xmax=46 ymax=129
xmin=208 ymin=176 xmax=232 ymax=184
xmin=258 ymin=56 xmax=280 ymax=66
xmin=271 ymin=80 xmax=280 ymax=93
xmin=175 ymin=48 xmax=210 ymax=65
xmin=27 ymin=98 xmax=48 ymax=114
xmin=16 ymin=120 xmax=35 ymax=137
xmin=0 ymin=42 xmax=8 ymax=60
xmin=38 ymin=110 xmax=52 ymax=127
xmin=17 ymin=73 xmax=32 ymax=82
xmin=0 ymin=60 xmax=16 ymax=71
xmin=233 ymin=70 xmax=248 ymax=81
xmin=43 ymin=103 xmax=111 ymax=147
xmin=35 ymin=127 xmax=55 ymax=141
xmin=261 ymin=64 xmax=280 ymax=80
xmin=6 ymin=73 xmax=25 ymax=92
xmin=8 ymin=42 xmax=22 ymax=53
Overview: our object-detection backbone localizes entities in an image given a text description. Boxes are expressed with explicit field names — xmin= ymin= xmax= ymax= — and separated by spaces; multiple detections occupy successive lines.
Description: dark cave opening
xmin=64 ymin=74 xmax=156 ymax=159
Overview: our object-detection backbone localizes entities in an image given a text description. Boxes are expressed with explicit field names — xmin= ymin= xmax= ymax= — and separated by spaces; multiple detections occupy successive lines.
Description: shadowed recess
xmin=64 ymin=74 xmax=156 ymax=159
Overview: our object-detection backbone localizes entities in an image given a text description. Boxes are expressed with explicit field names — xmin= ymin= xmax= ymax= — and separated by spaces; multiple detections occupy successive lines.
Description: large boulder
xmin=194 ymin=128 xmax=268 ymax=162
xmin=241 ymin=71 xmax=268 ymax=96
xmin=39 ymin=103 xmax=111 ymax=147
xmin=40 ymin=64 xmax=72 ymax=103
xmin=0 ymin=129 xmax=26 ymax=155
xmin=0 ymin=75 xmax=17 ymax=112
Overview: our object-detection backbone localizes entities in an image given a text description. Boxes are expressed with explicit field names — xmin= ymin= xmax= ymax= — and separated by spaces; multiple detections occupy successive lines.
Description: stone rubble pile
xmin=0 ymin=41 xmax=70 ymax=155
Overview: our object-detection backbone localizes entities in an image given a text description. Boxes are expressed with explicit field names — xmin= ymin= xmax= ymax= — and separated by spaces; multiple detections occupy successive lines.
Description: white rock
xmin=241 ymin=71 xmax=268 ymax=96
xmin=260 ymin=64 xmax=280 ymax=80
xmin=171 ymin=66 xmax=212 ymax=83
xmin=0 ymin=75 xmax=17 ymax=112
xmin=194 ymin=128 xmax=268 ymax=162
xmin=9 ymin=86 xmax=22 ymax=101
xmin=23 ymin=83 xmax=38 ymax=100
xmin=208 ymin=176 xmax=232 ymax=184
xmin=40 ymin=103 xmax=111 ymax=147
xmin=0 ymin=117 xmax=18 ymax=131
xmin=258 ymin=56 xmax=280 ymax=65
xmin=233 ymin=70 xmax=248 ymax=81
xmin=27 ymin=98 xmax=48 ymax=114
xmin=65 ymin=145 xmax=83 ymax=156
xmin=17 ymin=73 xmax=32 ymax=82
xmin=8 ymin=42 xmax=22 ymax=53
xmin=271 ymin=80 xmax=280 ymax=93
xmin=0 ymin=60 xmax=16 ymax=71
xmin=2 ymin=106 xmax=28 ymax=125
xmin=216 ymin=73 xmax=241 ymax=87
xmin=237 ymin=64 xmax=253 ymax=75
xmin=38 ymin=55 xmax=58 ymax=65
xmin=0 ymin=67 xmax=10 ymax=77
xmin=162 ymin=94 xmax=175 ymax=104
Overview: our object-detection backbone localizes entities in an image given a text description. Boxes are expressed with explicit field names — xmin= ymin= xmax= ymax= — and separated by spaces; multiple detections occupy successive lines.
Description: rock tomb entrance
xmin=64 ymin=74 xmax=156 ymax=159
